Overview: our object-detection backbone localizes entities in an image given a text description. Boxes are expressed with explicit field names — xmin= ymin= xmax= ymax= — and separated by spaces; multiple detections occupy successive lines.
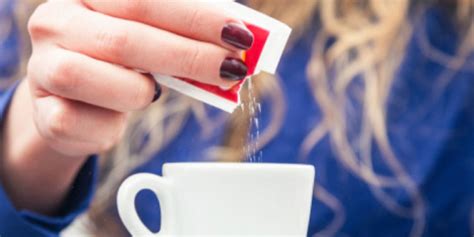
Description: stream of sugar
xmin=245 ymin=79 xmax=263 ymax=162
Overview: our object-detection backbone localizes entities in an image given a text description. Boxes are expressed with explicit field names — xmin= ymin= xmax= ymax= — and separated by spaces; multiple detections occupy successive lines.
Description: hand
xmin=0 ymin=0 xmax=253 ymax=215
xmin=26 ymin=0 xmax=254 ymax=156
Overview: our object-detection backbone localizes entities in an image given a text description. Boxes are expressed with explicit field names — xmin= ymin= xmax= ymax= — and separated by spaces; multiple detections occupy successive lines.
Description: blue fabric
xmin=0 ymin=0 xmax=20 ymax=78
xmin=0 ymin=3 xmax=473 ymax=237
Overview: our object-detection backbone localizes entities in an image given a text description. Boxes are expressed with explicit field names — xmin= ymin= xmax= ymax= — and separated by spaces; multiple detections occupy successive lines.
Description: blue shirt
xmin=0 ymin=0 xmax=19 ymax=78
xmin=0 ymin=4 xmax=473 ymax=237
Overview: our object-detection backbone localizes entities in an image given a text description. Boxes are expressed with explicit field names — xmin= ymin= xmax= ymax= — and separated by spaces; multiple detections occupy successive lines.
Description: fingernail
xmin=152 ymin=82 xmax=162 ymax=102
xmin=221 ymin=22 xmax=254 ymax=50
xmin=220 ymin=58 xmax=248 ymax=81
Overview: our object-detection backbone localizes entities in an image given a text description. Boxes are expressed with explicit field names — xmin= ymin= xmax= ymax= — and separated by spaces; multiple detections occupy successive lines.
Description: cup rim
xmin=163 ymin=162 xmax=314 ymax=171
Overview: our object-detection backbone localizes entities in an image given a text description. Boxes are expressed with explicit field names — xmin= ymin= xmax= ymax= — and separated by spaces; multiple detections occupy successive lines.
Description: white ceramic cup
xmin=117 ymin=163 xmax=315 ymax=236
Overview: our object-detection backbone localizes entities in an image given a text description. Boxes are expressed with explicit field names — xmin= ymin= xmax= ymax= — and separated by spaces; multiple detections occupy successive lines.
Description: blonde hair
xmin=7 ymin=0 xmax=474 ymax=236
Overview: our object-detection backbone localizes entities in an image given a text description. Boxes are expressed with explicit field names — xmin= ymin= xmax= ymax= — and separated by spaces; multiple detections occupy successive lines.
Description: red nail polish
xmin=221 ymin=23 xmax=254 ymax=50
xmin=220 ymin=58 xmax=248 ymax=81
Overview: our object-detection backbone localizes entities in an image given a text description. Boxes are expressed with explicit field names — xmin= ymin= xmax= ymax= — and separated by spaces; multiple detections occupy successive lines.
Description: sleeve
xmin=0 ymin=83 xmax=99 ymax=237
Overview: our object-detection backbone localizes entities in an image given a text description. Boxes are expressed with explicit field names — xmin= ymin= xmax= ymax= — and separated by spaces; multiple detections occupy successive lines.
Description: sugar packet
xmin=152 ymin=1 xmax=291 ymax=113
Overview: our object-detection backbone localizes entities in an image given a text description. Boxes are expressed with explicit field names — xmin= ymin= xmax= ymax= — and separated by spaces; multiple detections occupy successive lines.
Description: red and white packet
xmin=152 ymin=1 xmax=291 ymax=113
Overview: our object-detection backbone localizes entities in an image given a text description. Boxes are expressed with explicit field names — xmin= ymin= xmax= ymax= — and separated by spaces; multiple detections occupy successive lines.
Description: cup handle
xmin=117 ymin=173 xmax=176 ymax=236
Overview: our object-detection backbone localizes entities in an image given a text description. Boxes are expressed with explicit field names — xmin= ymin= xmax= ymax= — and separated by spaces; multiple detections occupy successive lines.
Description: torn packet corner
xmin=152 ymin=1 xmax=292 ymax=113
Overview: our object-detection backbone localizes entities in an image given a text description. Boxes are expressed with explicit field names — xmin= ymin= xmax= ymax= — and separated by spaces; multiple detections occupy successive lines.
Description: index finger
xmin=81 ymin=0 xmax=254 ymax=51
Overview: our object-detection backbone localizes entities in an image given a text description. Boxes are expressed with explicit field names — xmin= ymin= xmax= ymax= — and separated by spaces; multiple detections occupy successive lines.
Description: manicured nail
xmin=221 ymin=22 xmax=254 ymax=50
xmin=152 ymin=82 xmax=162 ymax=102
xmin=220 ymin=58 xmax=248 ymax=81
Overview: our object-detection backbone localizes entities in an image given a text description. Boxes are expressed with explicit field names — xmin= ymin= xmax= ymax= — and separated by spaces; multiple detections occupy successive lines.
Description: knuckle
xmin=28 ymin=3 xmax=53 ymax=39
xmin=45 ymin=103 xmax=73 ymax=139
xmin=95 ymin=27 xmax=130 ymax=62
xmin=184 ymin=8 xmax=204 ymax=37
xmin=28 ymin=2 xmax=78 ymax=40
xmin=46 ymin=54 xmax=78 ymax=93
xmin=180 ymin=43 xmax=203 ymax=77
